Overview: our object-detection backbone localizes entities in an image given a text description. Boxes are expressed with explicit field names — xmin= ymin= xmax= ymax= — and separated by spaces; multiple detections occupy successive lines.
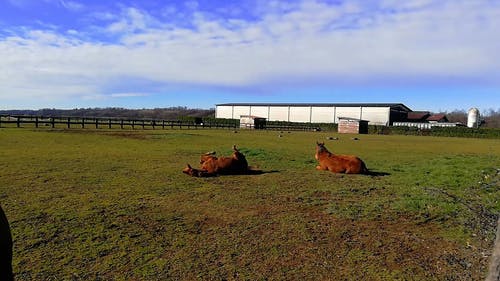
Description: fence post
xmin=82 ymin=118 xmax=85 ymax=128
xmin=16 ymin=117 xmax=21 ymax=128
xmin=142 ymin=120 xmax=145 ymax=129
xmin=35 ymin=117 xmax=39 ymax=128
xmin=67 ymin=117 xmax=71 ymax=129
xmin=108 ymin=119 xmax=112 ymax=129
xmin=162 ymin=120 xmax=165 ymax=130
xmin=51 ymin=117 xmax=55 ymax=128
xmin=120 ymin=120 xmax=124 ymax=129
xmin=132 ymin=120 xmax=135 ymax=130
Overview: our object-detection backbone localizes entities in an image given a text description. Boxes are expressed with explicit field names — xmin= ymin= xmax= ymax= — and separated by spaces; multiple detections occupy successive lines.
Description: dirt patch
xmin=103 ymin=131 xmax=148 ymax=140
xmin=152 ymin=197 xmax=490 ymax=280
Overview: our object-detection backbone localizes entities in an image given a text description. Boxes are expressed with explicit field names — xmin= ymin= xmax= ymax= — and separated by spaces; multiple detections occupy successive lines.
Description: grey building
xmin=215 ymin=103 xmax=412 ymax=126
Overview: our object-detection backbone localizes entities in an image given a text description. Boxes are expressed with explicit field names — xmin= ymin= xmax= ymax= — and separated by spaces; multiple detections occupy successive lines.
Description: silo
xmin=467 ymin=108 xmax=480 ymax=128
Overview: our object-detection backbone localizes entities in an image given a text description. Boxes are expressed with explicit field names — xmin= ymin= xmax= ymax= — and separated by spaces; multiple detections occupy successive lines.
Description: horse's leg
xmin=328 ymin=165 xmax=345 ymax=173
xmin=316 ymin=165 xmax=327 ymax=170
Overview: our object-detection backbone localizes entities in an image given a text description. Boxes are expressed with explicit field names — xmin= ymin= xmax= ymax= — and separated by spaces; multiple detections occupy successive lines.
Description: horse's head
xmin=182 ymin=163 xmax=194 ymax=175
xmin=315 ymin=141 xmax=328 ymax=159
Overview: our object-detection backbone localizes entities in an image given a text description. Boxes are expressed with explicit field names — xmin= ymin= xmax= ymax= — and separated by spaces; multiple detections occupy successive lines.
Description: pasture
xmin=0 ymin=128 xmax=499 ymax=280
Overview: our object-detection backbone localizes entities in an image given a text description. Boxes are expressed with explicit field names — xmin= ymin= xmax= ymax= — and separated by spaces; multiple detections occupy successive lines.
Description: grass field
xmin=1 ymin=128 xmax=499 ymax=280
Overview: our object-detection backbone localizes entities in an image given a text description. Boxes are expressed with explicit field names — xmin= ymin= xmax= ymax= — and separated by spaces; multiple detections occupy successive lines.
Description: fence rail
xmin=0 ymin=115 xmax=324 ymax=131
xmin=0 ymin=115 xmax=238 ymax=130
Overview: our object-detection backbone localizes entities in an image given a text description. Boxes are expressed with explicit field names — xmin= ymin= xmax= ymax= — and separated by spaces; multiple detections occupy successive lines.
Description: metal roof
xmin=216 ymin=103 xmax=412 ymax=111
xmin=408 ymin=111 xmax=431 ymax=120
xmin=426 ymin=114 xmax=448 ymax=122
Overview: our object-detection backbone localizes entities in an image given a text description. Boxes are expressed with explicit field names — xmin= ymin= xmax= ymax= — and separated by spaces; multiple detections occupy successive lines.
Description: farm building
xmin=407 ymin=111 xmax=449 ymax=123
xmin=215 ymin=103 xmax=412 ymax=126
xmin=393 ymin=111 xmax=460 ymax=129
xmin=239 ymin=115 xmax=266 ymax=129
xmin=338 ymin=118 xmax=369 ymax=134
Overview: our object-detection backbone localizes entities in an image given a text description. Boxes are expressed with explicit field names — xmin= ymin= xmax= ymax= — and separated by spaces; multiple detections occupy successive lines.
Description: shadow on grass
xmin=239 ymin=169 xmax=280 ymax=175
xmin=365 ymin=170 xmax=391 ymax=177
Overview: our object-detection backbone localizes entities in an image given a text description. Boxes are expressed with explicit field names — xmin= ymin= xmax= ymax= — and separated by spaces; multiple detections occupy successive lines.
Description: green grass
xmin=1 ymin=128 xmax=499 ymax=280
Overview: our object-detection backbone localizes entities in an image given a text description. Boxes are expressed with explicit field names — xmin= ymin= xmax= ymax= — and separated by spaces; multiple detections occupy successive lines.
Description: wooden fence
xmin=0 ymin=115 xmax=322 ymax=131
xmin=0 ymin=115 xmax=237 ymax=130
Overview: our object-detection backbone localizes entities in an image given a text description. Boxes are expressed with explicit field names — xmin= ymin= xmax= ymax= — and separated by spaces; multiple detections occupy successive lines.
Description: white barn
xmin=215 ymin=103 xmax=412 ymax=126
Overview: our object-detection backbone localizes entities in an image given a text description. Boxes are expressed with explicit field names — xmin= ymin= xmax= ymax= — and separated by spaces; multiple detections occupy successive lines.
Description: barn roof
xmin=216 ymin=103 xmax=412 ymax=112
xmin=407 ymin=111 xmax=431 ymax=121
xmin=338 ymin=117 xmax=369 ymax=122
xmin=427 ymin=114 xmax=448 ymax=122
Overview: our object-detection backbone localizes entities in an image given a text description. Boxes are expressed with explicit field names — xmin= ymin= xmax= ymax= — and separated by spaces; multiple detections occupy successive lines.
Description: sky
xmin=1 ymin=0 xmax=499 ymax=113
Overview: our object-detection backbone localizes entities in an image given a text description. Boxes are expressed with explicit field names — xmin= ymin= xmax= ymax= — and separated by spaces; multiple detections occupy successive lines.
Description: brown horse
xmin=183 ymin=145 xmax=259 ymax=177
xmin=315 ymin=141 xmax=368 ymax=174
xmin=0 ymin=205 xmax=13 ymax=281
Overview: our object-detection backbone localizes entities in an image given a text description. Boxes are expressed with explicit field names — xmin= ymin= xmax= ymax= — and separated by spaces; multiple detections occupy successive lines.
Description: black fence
xmin=0 ymin=115 xmax=238 ymax=130
xmin=0 ymin=115 xmax=319 ymax=131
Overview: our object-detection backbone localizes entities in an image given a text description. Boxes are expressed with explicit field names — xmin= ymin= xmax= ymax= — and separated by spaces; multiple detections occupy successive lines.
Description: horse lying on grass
xmin=183 ymin=145 xmax=263 ymax=177
xmin=315 ymin=141 xmax=368 ymax=174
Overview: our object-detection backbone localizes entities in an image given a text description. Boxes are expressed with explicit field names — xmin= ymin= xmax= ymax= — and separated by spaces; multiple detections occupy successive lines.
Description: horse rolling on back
xmin=183 ymin=145 xmax=254 ymax=177
xmin=315 ymin=141 xmax=368 ymax=174
xmin=200 ymin=145 xmax=248 ymax=174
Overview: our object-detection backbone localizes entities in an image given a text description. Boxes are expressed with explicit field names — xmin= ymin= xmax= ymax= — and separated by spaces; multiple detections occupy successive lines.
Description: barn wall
xmin=311 ymin=107 xmax=334 ymax=123
xmin=361 ymin=107 xmax=390 ymax=125
xmin=215 ymin=105 xmax=394 ymax=125
xmin=216 ymin=106 xmax=234 ymax=119
xmin=335 ymin=107 xmax=361 ymax=121
xmin=338 ymin=119 xmax=360 ymax=134
xmin=269 ymin=107 xmax=289 ymax=121
xmin=249 ymin=106 xmax=269 ymax=119
xmin=289 ymin=107 xmax=311 ymax=122
xmin=240 ymin=116 xmax=255 ymax=128
xmin=232 ymin=106 xmax=251 ymax=119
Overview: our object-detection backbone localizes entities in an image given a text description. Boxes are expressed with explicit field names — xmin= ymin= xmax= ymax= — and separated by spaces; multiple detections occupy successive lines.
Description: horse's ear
xmin=233 ymin=144 xmax=238 ymax=151
xmin=186 ymin=163 xmax=192 ymax=168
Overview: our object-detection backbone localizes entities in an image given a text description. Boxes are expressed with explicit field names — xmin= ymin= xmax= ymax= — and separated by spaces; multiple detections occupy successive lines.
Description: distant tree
xmin=428 ymin=108 xmax=500 ymax=128
xmin=0 ymin=107 xmax=215 ymax=120
xmin=483 ymin=108 xmax=500 ymax=128
xmin=444 ymin=110 xmax=467 ymax=124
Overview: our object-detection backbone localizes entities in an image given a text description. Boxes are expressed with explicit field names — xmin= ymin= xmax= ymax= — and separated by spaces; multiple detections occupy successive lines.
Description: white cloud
xmin=110 ymin=93 xmax=149 ymax=98
xmin=1 ymin=0 xmax=499 ymax=106
xmin=59 ymin=0 xmax=84 ymax=12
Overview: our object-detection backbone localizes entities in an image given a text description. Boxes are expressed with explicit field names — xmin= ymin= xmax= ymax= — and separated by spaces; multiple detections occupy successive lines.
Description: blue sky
xmin=1 ymin=0 xmax=499 ymax=113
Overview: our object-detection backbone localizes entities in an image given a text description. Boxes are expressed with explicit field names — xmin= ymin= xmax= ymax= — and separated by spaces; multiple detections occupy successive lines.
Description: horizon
xmin=2 ymin=104 xmax=497 ymax=116
xmin=1 ymin=0 xmax=499 ymax=112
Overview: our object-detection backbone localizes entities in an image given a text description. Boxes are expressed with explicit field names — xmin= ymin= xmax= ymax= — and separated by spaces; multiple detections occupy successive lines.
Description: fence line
xmin=0 ymin=115 xmax=325 ymax=132
xmin=0 ymin=115 xmax=238 ymax=130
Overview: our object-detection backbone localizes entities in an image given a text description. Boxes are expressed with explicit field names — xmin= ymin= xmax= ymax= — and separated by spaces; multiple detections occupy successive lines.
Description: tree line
xmin=0 ymin=107 xmax=215 ymax=121
xmin=442 ymin=109 xmax=500 ymax=128
xmin=1 ymin=107 xmax=499 ymax=128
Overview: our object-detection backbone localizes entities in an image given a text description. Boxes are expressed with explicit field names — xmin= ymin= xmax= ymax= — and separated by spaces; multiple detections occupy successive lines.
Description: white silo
xmin=467 ymin=108 xmax=480 ymax=128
